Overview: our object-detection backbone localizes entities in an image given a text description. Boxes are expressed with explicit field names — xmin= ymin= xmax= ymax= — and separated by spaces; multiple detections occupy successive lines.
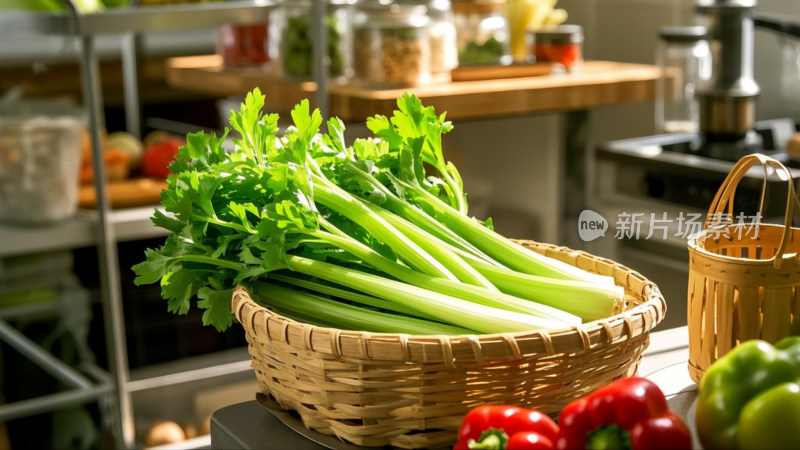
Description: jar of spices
xmin=531 ymin=24 xmax=584 ymax=73
xmin=451 ymin=0 xmax=511 ymax=67
xmin=218 ymin=23 xmax=271 ymax=67
xmin=352 ymin=0 xmax=432 ymax=87
xmin=274 ymin=0 xmax=353 ymax=81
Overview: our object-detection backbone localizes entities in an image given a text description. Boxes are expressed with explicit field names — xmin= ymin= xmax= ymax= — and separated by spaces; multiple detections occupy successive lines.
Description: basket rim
xmin=688 ymin=222 xmax=800 ymax=265
xmin=232 ymin=240 xmax=666 ymax=364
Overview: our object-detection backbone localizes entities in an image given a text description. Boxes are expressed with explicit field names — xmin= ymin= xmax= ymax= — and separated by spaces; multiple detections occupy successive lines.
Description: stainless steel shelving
xmin=0 ymin=207 xmax=170 ymax=259
xmin=0 ymin=1 xmax=282 ymax=448
xmin=0 ymin=1 xmax=275 ymax=36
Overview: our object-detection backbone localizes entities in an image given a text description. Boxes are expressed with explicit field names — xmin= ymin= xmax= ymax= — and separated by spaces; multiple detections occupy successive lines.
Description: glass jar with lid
xmin=218 ymin=23 xmax=271 ymax=67
xmin=452 ymin=0 xmax=511 ymax=67
xmin=273 ymin=0 xmax=354 ymax=82
xmin=531 ymin=24 xmax=584 ymax=73
xmin=352 ymin=0 xmax=432 ymax=87
xmin=424 ymin=0 xmax=459 ymax=74
xmin=655 ymin=26 xmax=712 ymax=134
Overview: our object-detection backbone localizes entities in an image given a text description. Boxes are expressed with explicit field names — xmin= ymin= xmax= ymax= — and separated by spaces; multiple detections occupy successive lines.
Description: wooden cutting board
xmin=78 ymin=178 xmax=167 ymax=209
xmin=450 ymin=62 xmax=554 ymax=82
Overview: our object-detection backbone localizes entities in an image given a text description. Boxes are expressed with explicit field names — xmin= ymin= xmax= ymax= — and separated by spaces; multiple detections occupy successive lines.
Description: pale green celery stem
xmin=204 ymin=216 xmax=249 ymax=234
xmin=400 ymin=179 xmax=615 ymax=286
xmin=442 ymin=242 xmax=623 ymax=321
xmin=292 ymin=235 xmax=580 ymax=326
xmin=383 ymin=195 xmax=494 ymax=263
xmin=310 ymin=176 xmax=458 ymax=281
xmin=344 ymin=162 xmax=495 ymax=264
xmin=178 ymin=255 xmax=244 ymax=271
xmin=467 ymin=258 xmax=624 ymax=322
xmin=362 ymin=201 xmax=499 ymax=291
xmin=422 ymin=140 xmax=465 ymax=213
xmin=268 ymin=272 xmax=429 ymax=319
xmin=251 ymin=282 xmax=474 ymax=335
xmin=285 ymin=255 xmax=572 ymax=333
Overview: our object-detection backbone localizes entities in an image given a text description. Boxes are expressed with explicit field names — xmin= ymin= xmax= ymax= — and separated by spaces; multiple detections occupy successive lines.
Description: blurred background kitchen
xmin=0 ymin=0 xmax=799 ymax=449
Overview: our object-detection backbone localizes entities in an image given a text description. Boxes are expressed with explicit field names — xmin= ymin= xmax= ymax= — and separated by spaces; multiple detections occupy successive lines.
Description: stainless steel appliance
xmin=670 ymin=0 xmax=800 ymax=160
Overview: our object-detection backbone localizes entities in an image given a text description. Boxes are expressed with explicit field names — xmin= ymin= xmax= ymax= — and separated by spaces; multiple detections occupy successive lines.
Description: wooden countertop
xmin=165 ymin=55 xmax=660 ymax=121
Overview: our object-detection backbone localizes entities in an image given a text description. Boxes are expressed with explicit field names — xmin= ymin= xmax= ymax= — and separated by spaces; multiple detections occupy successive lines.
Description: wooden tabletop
xmin=166 ymin=55 xmax=660 ymax=122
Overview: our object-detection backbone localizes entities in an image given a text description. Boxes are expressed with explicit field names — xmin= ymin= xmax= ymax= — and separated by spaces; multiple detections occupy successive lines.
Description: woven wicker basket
xmin=232 ymin=240 xmax=666 ymax=449
xmin=688 ymin=154 xmax=800 ymax=383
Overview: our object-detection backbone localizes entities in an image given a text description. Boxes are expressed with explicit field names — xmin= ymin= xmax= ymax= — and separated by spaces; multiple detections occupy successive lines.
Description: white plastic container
xmin=0 ymin=101 xmax=85 ymax=225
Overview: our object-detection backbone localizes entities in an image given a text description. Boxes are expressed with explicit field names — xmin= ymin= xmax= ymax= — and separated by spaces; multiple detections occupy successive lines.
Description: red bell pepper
xmin=454 ymin=405 xmax=560 ymax=450
xmin=556 ymin=377 xmax=692 ymax=450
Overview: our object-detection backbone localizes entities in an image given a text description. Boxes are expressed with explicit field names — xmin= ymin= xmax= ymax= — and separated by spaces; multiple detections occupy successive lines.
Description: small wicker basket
xmin=232 ymin=240 xmax=666 ymax=449
xmin=688 ymin=154 xmax=800 ymax=383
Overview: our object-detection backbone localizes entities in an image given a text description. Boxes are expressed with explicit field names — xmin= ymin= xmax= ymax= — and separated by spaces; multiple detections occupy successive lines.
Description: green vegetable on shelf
xmin=696 ymin=336 xmax=800 ymax=450
xmin=0 ymin=0 xmax=102 ymax=11
xmin=459 ymin=36 xmax=508 ymax=66
xmin=281 ymin=15 xmax=344 ymax=79
xmin=132 ymin=88 xmax=623 ymax=336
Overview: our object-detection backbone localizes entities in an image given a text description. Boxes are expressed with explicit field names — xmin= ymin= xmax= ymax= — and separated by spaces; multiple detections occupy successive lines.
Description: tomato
xmin=141 ymin=139 xmax=182 ymax=179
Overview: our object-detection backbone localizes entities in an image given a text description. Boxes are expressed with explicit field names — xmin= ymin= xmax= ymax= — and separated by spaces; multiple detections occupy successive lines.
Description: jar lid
xmin=397 ymin=0 xmax=451 ymax=9
xmin=531 ymin=24 xmax=584 ymax=44
xmin=355 ymin=1 xmax=429 ymax=25
xmin=286 ymin=0 xmax=357 ymax=7
xmin=658 ymin=26 xmax=708 ymax=42
xmin=452 ymin=0 xmax=506 ymax=14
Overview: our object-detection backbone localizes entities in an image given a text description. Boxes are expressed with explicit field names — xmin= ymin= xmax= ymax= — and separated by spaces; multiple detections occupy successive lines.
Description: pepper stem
xmin=587 ymin=425 xmax=633 ymax=450
xmin=468 ymin=429 xmax=509 ymax=450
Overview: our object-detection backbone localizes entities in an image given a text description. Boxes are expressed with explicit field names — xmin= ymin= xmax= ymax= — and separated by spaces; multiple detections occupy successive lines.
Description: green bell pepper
xmin=696 ymin=336 xmax=800 ymax=450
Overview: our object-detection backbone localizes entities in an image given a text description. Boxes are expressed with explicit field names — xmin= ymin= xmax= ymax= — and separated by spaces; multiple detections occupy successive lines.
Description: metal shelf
xmin=128 ymin=347 xmax=252 ymax=393
xmin=0 ymin=1 xmax=274 ymax=38
xmin=0 ymin=206 xmax=169 ymax=259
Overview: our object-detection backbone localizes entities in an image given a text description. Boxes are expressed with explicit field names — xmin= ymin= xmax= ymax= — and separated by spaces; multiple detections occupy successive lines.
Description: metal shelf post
xmin=0 ymin=2 xmax=316 ymax=448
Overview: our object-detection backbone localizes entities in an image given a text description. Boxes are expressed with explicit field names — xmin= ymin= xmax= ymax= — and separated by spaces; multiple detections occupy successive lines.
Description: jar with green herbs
xmin=452 ymin=0 xmax=510 ymax=66
xmin=275 ymin=0 xmax=353 ymax=81
xmin=352 ymin=1 xmax=431 ymax=87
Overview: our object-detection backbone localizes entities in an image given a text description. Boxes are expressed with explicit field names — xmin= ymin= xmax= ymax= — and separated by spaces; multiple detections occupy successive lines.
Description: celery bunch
xmin=132 ymin=89 xmax=623 ymax=335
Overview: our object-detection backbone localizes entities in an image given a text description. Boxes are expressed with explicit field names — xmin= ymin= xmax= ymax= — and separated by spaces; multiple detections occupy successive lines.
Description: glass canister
xmin=218 ymin=23 xmax=270 ymax=67
xmin=780 ymin=34 xmax=800 ymax=122
xmin=397 ymin=0 xmax=458 ymax=74
xmin=426 ymin=0 xmax=458 ymax=74
xmin=655 ymin=26 xmax=712 ymax=134
xmin=531 ymin=24 xmax=584 ymax=73
xmin=274 ymin=0 xmax=353 ymax=81
xmin=451 ymin=0 xmax=511 ymax=67
xmin=352 ymin=1 xmax=432 ymax=87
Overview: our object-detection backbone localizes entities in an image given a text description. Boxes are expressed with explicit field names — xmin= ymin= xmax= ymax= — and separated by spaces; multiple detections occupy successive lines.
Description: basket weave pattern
xmin=232 ymin=240 xmax=666 ymax=448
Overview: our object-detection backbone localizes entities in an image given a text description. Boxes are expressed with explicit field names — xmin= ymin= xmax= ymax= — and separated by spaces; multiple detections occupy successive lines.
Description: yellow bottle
xmin=507 ymin=0 xmax=568 ymax=63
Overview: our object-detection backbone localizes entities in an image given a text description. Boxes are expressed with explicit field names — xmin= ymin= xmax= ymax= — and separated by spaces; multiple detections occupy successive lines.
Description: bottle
xmin=655 ymin=26 xmax=712 ymax=134
xmin=452 ymin=0 xmax=511 ymax=67
xmin=352 ymin=0 xmax=432 ymax=87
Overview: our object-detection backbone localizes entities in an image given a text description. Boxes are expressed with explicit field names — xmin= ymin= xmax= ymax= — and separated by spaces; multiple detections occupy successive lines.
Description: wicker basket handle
xmin=705 ymin=153 xmax=798 ymax=268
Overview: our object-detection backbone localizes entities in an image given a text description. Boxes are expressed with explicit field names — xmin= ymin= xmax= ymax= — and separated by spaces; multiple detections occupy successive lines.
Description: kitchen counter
xmin=210 ymin=326 xmax=698 ymax=450
xmin=165 ymin=56 xmax=660 ymax=121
